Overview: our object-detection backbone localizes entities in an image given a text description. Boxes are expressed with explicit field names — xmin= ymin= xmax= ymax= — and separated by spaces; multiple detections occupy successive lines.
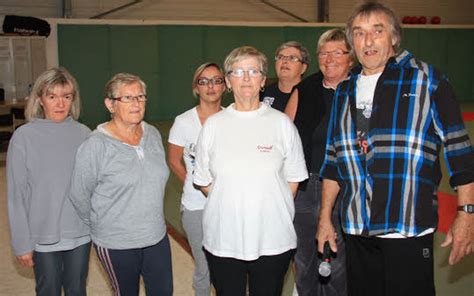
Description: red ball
xmin=418 ymin=16 xmax=427 ymax=24
xmin=431 ymin=16 xmax=441 ymax=24
xmin=409 ymin=16 xmax=418 ymax=24
xmin=402 ymin=16 xmax=411 ymax=24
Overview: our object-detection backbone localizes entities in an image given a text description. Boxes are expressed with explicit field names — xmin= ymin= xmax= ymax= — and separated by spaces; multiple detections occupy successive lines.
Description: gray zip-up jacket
xmin=69 ymin=121 xmax=169 ymax=249
xmin=7 ymin=117 xmax=91 ymax=256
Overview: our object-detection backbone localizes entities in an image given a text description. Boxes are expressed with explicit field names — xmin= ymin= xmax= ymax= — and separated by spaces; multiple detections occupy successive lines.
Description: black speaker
xmin=0 ymin=88 xmax=4 ymax=101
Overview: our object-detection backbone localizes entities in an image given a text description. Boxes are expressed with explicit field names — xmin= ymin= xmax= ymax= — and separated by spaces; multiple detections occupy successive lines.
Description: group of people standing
xmin=6 ymin=2 xmax=473 ymax=296
xmin=8 ymin=70 xmax=173 ymax=295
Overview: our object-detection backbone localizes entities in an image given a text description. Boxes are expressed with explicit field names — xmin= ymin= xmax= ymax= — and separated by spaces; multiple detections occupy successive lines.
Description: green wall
xmin=58 ymin=24 xmax=474 ymax=127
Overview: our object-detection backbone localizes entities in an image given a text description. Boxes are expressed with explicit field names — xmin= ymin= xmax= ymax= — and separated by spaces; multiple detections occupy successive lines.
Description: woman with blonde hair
xmin=285 ymin=28 xmax=354 ymax=296
xmin=7 ymin=67 xmax=91 ymax=296
xmin=168 ymin=62 xmax=226 ymax=296
xmin=194 ymin=46 xmax=308 ymax=295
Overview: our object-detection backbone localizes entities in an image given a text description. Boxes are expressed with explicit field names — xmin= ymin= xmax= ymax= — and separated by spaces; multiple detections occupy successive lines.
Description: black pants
xmin=204 ymin=249 xmax=295 ymax=296
xmin=33 ymin=242 xmax=91 ymax=296
xmin=95 ymin=236 xmax=173 ymax=296
xmin=345 ymin=234 xmax=435 ymax=296
xmin=294 ymin=174 xmax=347 ymax=296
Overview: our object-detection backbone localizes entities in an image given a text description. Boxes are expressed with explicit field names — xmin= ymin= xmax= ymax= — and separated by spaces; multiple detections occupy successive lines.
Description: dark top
xmin=293 ymin=72 xmax=332 ymax=175
xmin=311 ymin=87 xmax=335 ymax=173
xmin=260 ymin=82 xmax=291 ymax=112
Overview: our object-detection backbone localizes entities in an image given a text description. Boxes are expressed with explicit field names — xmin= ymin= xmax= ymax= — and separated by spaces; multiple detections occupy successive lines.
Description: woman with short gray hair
xmin=70 ymin=72 xmax=172 ymax=296
xmin=261 ymin=41 xmax=309 ymax=112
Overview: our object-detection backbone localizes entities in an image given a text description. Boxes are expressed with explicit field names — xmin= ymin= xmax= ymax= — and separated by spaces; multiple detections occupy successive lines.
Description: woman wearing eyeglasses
xmin=69 ymin=73 xmax=172 ymax=296
xmin=167 ymin=62 xmax=225 ymax=296
xmin=284 ymin=28 xmax=353 ymax=296
xmin=193 ymin=46 xmax=308 ymax=295
xmin=260 ymin=41 xmax=309 ymax=112
xmin=7 ymin=68 xmax=91 ymax=295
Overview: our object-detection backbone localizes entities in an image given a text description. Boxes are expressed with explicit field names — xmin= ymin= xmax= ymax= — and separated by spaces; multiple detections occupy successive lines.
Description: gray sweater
xmin=7 ymin=117 xmax=91 ymax=256
xmin=69 ymin=122 xmax=170 ymax=249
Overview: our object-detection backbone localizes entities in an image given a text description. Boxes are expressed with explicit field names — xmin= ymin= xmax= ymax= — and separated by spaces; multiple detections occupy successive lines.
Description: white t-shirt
xmin=168 ymin=107 xmax=207 ymax=211
xmin=194 ymin=103 xmax=308 ymax=260
xmin=356 ymin=72 xmax=382 ymax=119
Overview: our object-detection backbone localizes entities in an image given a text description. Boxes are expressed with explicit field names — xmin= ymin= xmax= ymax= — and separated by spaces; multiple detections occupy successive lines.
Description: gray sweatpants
xmin=182 ymin=208 xmax=211 ymax=296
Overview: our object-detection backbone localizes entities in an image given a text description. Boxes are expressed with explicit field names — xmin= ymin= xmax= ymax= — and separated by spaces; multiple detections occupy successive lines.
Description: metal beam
xmin=261 ymin=0 xmax=309 ymax=22
xmin=62 ymin=0 xmax=72 ymax=18
xmin=91 ymin=0 xmax=142 ymax=19
xmin=317 ymin=0 xmax=329 ymax=22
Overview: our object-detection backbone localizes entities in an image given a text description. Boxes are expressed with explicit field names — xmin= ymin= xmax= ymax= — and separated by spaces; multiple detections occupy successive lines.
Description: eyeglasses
xmin=110 ymin=94 xmax=147 ymax=103
xmin=197 ymin=77 xmax=225 ymax=86
xmin=275 ymin=54 xmax=303 ymax=63
xmin=227 ymin=68 xmax=263 ymax=78
xmin=318 ymin=50 xmax=350 ymax=59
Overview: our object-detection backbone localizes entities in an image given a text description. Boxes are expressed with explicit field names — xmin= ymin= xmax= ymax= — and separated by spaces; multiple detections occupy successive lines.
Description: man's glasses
xmin=275 ymin=54 xmax=303 ymax=63
xmin=318 ymin=50 xmax=350 ymax=59
xmin=110 ymin=94 xmax=147 ymax=103
xmin=197 ymin=77 xmax=225 ymax=86
xmin=227 ymin=68 xmax=263 ymax=78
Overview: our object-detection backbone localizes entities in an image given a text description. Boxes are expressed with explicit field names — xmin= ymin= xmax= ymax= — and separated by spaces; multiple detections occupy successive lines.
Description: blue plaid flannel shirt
xmin=320 ymin=50 xmax=474 ymax=237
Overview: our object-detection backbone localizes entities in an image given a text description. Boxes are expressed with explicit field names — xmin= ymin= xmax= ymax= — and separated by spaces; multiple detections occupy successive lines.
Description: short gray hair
xmin=275 ymin=41 xmax=310 ymax=65
xmin=104 ymin=73 xmax=146 ymax=99
xmin=346 ymin=1 xmax=402 ymax=52
xmin=25 ymin=67 xmax=81 ymax=122
xmin=223 ymin=46 xmax=268 ymax=77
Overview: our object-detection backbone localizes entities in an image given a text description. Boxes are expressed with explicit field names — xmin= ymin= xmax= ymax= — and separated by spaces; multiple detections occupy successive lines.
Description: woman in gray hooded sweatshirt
xmin=69 ymin=73 xmax=172 ymax=296
xmin=7 ymin=67 xmax=91 ymax=296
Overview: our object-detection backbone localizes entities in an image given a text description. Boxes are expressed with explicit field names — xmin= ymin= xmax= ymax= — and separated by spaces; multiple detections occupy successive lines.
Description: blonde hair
xmin=317 ymin=28 xmax=355 ymax=63
xmin=25 ymin=67 xmax=81 ymax=122
xmin=191 ymin=62 xmax=224 ymax=98
xmin=223 ymin=46 xmax=268 ymax=76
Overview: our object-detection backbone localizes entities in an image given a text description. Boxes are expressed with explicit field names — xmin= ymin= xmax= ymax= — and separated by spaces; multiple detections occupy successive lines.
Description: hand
xmin=440 ymin=213 xmax=473 ymax=265
xmin=316 ymin=218 xmax=338 ymax=254
xmin=16 ymin=252 xmax=34 ymax=267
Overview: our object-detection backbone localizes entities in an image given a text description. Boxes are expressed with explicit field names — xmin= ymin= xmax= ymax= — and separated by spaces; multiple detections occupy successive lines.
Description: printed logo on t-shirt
xmin=187 ymin=143 xmax=196 ymax=166
xmin=356 ymin=103 xmax=372 ymax=119
xmin=262 ymin=96 xmax=275 ymax=106
xmin=257 ymin=145 xmax=273 ymax=153
xmin=356 ymin=107 xmax=370 ymax=155
xmin=422 ymin=248 xmax=430 ymax=259
xmin=402 ymin=93 xmax=418 ymax=99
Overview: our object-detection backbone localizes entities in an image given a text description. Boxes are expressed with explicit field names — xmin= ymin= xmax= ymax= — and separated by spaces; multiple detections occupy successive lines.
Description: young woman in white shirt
xmin=168 ymin=62 xmax=225 ymax=296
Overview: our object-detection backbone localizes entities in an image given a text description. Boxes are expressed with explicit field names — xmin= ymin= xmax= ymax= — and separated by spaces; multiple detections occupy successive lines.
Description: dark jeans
xmin=205 ymin=249 xmax=295 ymax=296
xmin=33 ymin=242 xmax=91 ymax=296
xmin=345 ymin=234 xmax=435 ymax=296
xmin=95 ymin=235 xmax=173 ymax=296
xmin=294 ymin=174 xmax=347 ymax=296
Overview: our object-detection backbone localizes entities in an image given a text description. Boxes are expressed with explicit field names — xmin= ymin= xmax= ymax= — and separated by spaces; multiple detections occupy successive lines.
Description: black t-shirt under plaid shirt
xmin=320 ymin=50 xmax=474 ymax=237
